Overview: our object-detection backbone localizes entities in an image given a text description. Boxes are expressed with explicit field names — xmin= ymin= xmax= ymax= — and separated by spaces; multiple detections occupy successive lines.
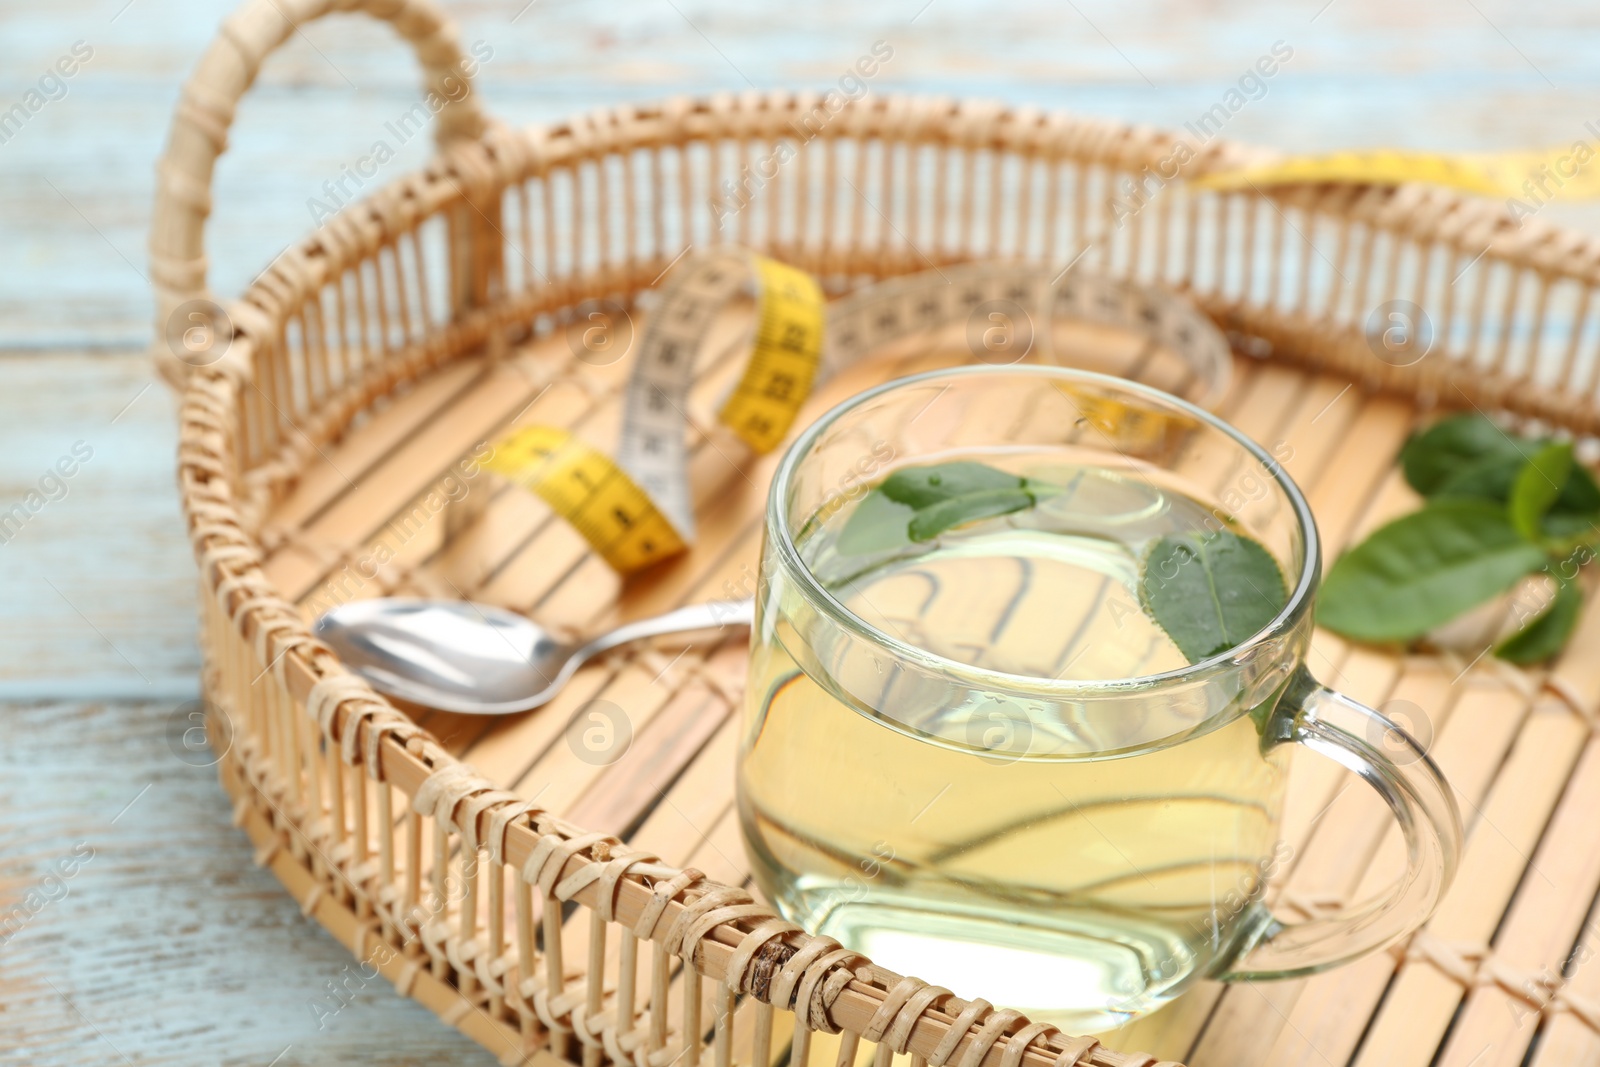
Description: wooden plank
xmin=1349 ymin=705 xmax=1592 ymax=1067
xmin=1337 ymin=584 xmax=1600 ymax=1067
xmin=0 ymin=699 xmax=498 ymax=1066
xmin=1303 ymin=395 xmax=1417 ymax=558
xmin=1433 ymin=736 xmax=1600 ymax=1067
xmin=525 ymin=643 xmax=744 ymax=823
xmin=266 ymin=356 xmax=493 ymax=534
xmin=625 ymin=717 xmax=741 ymax=865
xmin=1530 ymin=902 xmax=1600 ymax=1064
xmin=0 ymin=356 xmax=201 ymax=693
xmin=681 ymin=806 xmax=751 ymax=895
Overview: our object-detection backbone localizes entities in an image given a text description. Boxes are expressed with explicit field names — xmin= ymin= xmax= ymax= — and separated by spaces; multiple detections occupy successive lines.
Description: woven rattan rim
xmin=158 ymin=2 xmax=1600 ymax=1065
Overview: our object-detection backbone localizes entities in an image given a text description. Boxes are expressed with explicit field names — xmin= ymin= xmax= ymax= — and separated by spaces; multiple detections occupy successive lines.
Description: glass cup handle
xmin=1219 ymin=669 xmax=1464 ymax=980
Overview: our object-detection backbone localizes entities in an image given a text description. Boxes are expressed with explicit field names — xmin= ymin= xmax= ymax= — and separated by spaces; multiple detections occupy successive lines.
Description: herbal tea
xmin=740 ymin=452 xmax=1290 ymax=1027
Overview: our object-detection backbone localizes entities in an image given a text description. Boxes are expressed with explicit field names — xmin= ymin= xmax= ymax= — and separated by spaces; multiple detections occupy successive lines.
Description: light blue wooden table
xmin=2 ymin=0 xmax=1597 ymax=1062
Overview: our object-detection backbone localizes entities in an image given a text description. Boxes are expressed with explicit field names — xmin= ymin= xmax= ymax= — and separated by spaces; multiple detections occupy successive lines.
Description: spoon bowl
xmin=314 ymin=597 xmax=753 ymax=715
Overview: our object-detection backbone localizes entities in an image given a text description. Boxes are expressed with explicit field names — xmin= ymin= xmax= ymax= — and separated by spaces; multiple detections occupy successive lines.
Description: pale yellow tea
xmin=740 ymin=453 xmax=1289 ymax=1028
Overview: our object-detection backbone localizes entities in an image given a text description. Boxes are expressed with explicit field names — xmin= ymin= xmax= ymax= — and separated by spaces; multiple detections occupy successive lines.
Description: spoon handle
xmin=569 ymin=598 xmax=755 ymax=665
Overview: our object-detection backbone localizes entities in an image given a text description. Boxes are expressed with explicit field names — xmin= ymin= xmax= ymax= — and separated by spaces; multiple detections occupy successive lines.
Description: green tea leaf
xmin=833 ymin=490 xmax=916 ymax=555
xmin=1509 ymin=442 xmax=1573 ymax=543
xmin=1139 ymin=530 xmax=1289 ymax=662
xmin=1495 ymin=576 xmax=1583 ymax=665
xmin=1317 ymin=498 xmax=1547 ymax=643
xmin=837 ymin=461 xmax=1059 ymax=551
xmin=1556 ymin=463 xmax=1600 ymax=514
xmin=877 ymin=461 xmax=1026 ymax=509
xmin=1433 ymin=457 xmax=1525 ymax=503
xmin=1401 ymin=414 xmax=1531 ymax=500
xmin=1543 ymin=462 xmax=1600 ymax=543
xmin=906 ymin=488 xmax=1036 ymax=542
xmin=1399 ymin=414 xmax=1600 ymax=541
xmin=1542 ymin=511 xmax=1600 ymax=543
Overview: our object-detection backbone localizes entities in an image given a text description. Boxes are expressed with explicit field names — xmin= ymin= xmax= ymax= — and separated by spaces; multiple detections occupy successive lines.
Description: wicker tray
xmin=155 ymin=1 xmax=1600 ymax=1065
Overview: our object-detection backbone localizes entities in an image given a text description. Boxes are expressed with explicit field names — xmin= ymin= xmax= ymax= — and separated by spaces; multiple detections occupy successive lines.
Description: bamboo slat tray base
xmin=248 ymin=299 xmax=1600 ymax=1067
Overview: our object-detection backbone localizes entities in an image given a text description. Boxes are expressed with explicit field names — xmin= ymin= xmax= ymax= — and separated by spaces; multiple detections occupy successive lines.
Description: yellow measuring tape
xmin=480 ymin=252 xmax=825 ymax=575
xmin=472 ymin=250 xmax=1232 ymax=576
xmin=1197 ymin=144 xmax=1600 ymax=202
xmin=717 ymin=256 xmax=828 ymax=453
xmin=479 ymin=426 xmax=688 ymax=574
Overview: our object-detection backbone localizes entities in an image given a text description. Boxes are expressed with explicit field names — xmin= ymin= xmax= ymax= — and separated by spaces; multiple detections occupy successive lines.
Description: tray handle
xmin=148 ymin=0 xmax=491 ymax=386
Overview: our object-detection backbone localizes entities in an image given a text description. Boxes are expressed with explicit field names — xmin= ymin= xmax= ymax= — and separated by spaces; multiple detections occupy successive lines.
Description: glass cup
xmin=738 ymin=365 xmax=1461 ymax=1030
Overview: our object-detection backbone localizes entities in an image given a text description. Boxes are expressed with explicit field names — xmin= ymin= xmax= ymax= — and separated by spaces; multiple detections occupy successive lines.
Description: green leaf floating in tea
xmin=840 ymin=459 xmax=1289 ymax=664
xmin=1139 ymin=530 xmax=1290 ymax=663
xmin=836 ymin=460 xmax=1061 ymax=552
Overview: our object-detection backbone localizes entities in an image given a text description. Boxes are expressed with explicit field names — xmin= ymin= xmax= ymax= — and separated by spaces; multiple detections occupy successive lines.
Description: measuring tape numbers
xmin=479 ymin=425 xmax=688 ymax=575
xmin=615 ymin=250 xmax=825 ymax=540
